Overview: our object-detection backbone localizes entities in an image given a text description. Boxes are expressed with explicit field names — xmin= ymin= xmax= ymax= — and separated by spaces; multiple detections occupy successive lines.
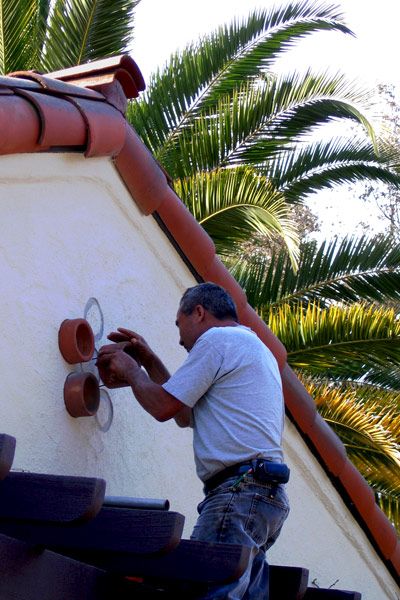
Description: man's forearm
xmin=125 ymin=364 xmax=182 ymax=422
xmin=144 ymin=354 xmax=170 ymax=384
xmin=174 ymin=406 xmax=192 ymax=428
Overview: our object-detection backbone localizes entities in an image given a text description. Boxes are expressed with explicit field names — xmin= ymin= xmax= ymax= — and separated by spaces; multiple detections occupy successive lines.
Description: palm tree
xmin=128 ymin=2 xmax=400 ymax=530
xmin=0 ymin=0 xmax=140 ymax=75
xmin=129 ymin=2 xmax=400 ymax=267
xmin=232 ymin=235 xmax=400 ymax=532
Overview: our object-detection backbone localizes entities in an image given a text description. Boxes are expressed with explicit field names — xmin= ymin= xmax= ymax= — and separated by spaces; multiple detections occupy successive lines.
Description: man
xmin=97 ymin=283 xmax=289 ymax=599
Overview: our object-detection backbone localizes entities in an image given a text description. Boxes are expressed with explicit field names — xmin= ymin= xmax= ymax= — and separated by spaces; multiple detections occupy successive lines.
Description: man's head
xmin=176 ymin=283 xmax=238 ymax=351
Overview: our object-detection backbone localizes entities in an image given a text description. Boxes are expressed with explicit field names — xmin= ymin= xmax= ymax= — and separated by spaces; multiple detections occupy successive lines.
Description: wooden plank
xmin=0 ymin=532 xmax=108 ymax=600
xmin=0 ymin=472 xmax=105 ymax=522
xmin=0 ymin=435 xmax=16 ymax=481
xmin=270 ymin=565 xmax=309 ymax=599
xmin=61 ymin=539 xmax=251 ymax=584
xmin=0 ymin=507 xmax=184 ymax=554
xmin=303 ymin=589 xmax=362 ymax=599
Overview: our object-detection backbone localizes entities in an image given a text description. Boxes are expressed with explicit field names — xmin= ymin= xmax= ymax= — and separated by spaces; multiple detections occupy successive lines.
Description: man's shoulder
xmin=200 ymin=325 xmax=259 ymax=347
xmin=202 ymin=324 xmax=253 ymax=340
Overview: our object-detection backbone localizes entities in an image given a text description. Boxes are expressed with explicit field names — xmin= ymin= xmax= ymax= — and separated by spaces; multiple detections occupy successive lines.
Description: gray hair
xmin=180 ymin=283 xmax=238 ymax=321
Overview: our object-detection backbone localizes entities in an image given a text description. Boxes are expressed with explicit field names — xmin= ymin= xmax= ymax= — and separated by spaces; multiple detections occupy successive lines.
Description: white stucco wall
xmin=0 ymin=153 xmax=397 ymax=599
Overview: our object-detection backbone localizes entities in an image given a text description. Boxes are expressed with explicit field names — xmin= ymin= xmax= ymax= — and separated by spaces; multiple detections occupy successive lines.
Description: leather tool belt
xmin=204 ymin=459 xmax=290 ymax=493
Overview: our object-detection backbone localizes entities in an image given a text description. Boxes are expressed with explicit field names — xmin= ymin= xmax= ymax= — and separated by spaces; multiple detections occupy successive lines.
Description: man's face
xmin=175 ymin=308 xmax=201 ymax=352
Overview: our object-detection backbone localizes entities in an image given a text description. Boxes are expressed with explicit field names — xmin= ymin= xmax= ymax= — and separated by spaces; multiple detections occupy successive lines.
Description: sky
xmin=133 ymin=0 xmax=399 ymax=86
xmin=131 ymin=0 xmax=400 ymax=240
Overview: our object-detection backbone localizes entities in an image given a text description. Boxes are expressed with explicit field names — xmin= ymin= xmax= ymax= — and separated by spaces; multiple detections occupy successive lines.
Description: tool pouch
xmin=253 ymin=460 xmax=290 ymax=484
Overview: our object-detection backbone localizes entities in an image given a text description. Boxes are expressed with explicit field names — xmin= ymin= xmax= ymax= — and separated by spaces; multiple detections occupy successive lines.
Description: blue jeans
xmin=190 ymin=475 xmax=289 ymax=599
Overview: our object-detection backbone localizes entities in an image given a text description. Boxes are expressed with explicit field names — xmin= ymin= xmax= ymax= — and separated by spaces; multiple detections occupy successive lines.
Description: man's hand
xmin=96 ymin=346 xmax=140 ymax=387
xmin=106 ymin=328 xmax=171 ymax=385
xmin=107 ymin=328 xmax=154 ymax=369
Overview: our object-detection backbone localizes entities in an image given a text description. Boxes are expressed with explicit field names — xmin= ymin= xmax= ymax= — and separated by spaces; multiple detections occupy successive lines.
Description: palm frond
xmin=301 ymin=376 xmax=400 ymax=464
xmin=266 ymin=137 xmax=400 ymax=202
xmin=200 ymin=3 xmax=353 ymax=111
xmin=268 ymin=302 xmax=400 ymax=379
xmin=233 ymin=235 xmax=400 ymax=310
xmin=129 ymin=2 xmax=352 ymax=153
xmin=0 ymin=0 xmax=41 ymax=74
xmin=173 ymin=167 xmax=299 ymax=264
xmin=158 ymin=84 xmax=288 ymax=176
xmin=300 ymin=374 xmax=400 ymax=532
xmin=256 ymin=70 xmax=374 ymax=143
xmin=373 ymin=475 xmax=400 ymax=534
xmin=155 ymin=74 xmax=377 ymax=178
xmin=359 ymin=365 xmax=400 ymax=391
xmin=41 ymin=0 xmax=139 ymax=71
xmin=29 ymin=0 xmax=51 ymax=69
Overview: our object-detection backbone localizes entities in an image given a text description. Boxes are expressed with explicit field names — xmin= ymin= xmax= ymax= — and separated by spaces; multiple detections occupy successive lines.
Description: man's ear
xmin=194 ymin=304 xmax=206 ymax=321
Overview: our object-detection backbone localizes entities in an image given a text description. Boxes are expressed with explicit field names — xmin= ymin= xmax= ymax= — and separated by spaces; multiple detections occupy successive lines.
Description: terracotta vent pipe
xmin=58 ymin=318 xmax=95 ymax=363
xmin=64 ymin=371 xmax=100 ymax=417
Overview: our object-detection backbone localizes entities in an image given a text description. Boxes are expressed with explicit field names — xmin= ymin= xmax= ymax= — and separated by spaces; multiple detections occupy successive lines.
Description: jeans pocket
xmin=244 ymin=488 xmax=289 ymax=546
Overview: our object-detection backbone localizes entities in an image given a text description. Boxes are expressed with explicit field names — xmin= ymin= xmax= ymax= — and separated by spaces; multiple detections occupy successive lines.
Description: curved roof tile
xmin=0 ymin=56 xmax=398 ymax=584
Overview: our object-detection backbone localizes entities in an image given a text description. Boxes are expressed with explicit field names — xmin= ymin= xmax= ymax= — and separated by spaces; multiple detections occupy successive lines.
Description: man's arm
xmin=174 ymin=405 xmax=192 ymax=428
xmin=105 ymin=328 xmax=192 ymax=427
xmin=97 ymin=346 xmax=192 ymax=425
xmin=107 ymin=328 xmax=170 ymax=384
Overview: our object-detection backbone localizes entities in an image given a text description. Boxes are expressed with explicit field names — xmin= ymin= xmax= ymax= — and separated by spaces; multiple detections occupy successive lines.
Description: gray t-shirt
xmin=163 ymin=325 xmax=285 ymax=482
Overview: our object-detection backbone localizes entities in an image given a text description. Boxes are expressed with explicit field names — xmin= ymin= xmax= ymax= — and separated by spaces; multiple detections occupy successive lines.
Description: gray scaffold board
xmin=0 ymin=471 xmax=106 ymax=522
xmin=0 ymin=532 xmax=108 ymax=600
xmin=61 ymin=538 xmax=251 ymax=584
xmin=0 ymin=506 xmax=185 ymax=554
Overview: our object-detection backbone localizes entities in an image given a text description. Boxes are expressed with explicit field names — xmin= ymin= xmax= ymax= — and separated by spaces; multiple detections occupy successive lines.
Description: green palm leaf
xmin=233 ymin=235 xmax=400 ymax=310
xmin=129 ymin=2 xmax=353 ymax=154
xmin=41 ymin=0 xmax=140 ymax=71
xmin=0 ymin=0 xmax=41 ymax=74
xmin=158 ymin=84 xmax=288 ymax=176
xmin=302 ymin=377 xmax=400 ymax=464
xmin=265 ymin=134 xmax=400 ymax=203
xmin=174 ymin=167 xmax=299 ymax=264
xmin=260 ymin=71 xmax=374 ymax=145
xmin=268 ymin=302 xmax=400 ymax=379
xmin=358 ymin=365 xmax=400 ymax=391
xmin=301 ymin=375 xmax=400 ymax=532
xmin=155 ymin=75 xmax=378 ymax=178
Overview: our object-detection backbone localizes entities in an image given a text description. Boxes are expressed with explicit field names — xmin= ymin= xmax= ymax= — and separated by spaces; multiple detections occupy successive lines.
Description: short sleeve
xmin=162 ymin=336 xmax=222 ymax=408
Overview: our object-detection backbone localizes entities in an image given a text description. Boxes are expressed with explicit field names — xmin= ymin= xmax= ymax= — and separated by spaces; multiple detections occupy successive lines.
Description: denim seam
xmin=218 ymin=490 xmax=238 ymax=543
xmin=244 ymin=493 xmax=260 ymax=545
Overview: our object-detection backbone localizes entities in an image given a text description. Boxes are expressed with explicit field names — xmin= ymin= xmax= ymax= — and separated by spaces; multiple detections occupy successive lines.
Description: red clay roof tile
xmin=115 ymin=127 xmax=169 ymax=214
xmin=340 ymin=461 xmax=377 ymax=521
xmin=0 ymin=95 xmax=41 ymax=154
xmin=16 ymin=90 xmax=86 ymax=148
xmin=0 ymin=56 xmax=397 ymax=585
xmin=308 ymin=414 xmax=347 ymax=477
xmin=281 ymin=365 xmax=318 ymax=433
xmin=48 ymin=55 xmax=145 ymax=99
xmin=8 ymin=72 xmax=104 ymax=99
xmin=65 ymin=97 xmax=126 ymax=158
xmin=157 ymin=194 xmax=217 ymax=268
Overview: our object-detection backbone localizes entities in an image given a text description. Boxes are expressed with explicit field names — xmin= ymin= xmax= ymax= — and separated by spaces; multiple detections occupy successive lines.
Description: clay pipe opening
xmin=59 ymin=318 xmax=95 ymax=364
xmin=64 ymin=372 xmax=100 ymax=418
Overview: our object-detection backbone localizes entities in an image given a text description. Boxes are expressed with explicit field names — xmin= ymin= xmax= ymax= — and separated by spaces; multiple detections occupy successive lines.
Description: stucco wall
xmin=0 ymin=153 xmax=397 ymax=599
xmin=0 ymin=152 xmax=202 ymax=523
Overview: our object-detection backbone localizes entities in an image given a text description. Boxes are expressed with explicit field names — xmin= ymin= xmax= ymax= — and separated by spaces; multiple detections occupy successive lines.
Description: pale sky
xmin=133 ymin=0 xmax=399 ymax=87
xmin=132 ymin=0 xmax=400 ymax=239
